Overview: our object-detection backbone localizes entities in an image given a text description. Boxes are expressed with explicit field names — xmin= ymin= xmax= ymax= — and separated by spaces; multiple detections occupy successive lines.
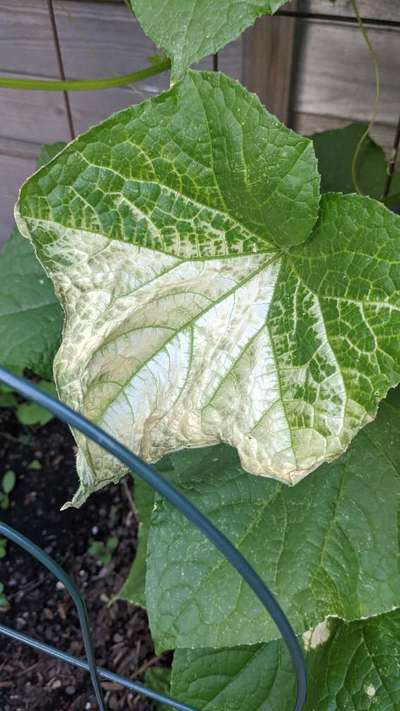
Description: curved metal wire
xmin=0 ymin=621 xmax=196 ymax=711
xmin=0 ymin=522 xmax=105 ymax=710
xmin=0 ymin=366 xmax=307 ymax=710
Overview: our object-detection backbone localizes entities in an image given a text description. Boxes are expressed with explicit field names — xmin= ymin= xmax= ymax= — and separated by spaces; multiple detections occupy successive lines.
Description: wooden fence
xmin=0 ymin=0 xmax=399 ymax=246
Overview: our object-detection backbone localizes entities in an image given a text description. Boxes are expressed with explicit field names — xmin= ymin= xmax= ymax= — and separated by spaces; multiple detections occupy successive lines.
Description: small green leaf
xmin=17 ymin=402 xmax=53 ymax=426
xmin=88 ymin=539 xmax=114 ymax=566
xmin=171 ymin=612 xmax=400 ymax=709
xmin=2 ymin=470 xmax=16 ymax=495
xmin=106 ymin=536 xmax=119 ymax=551
xmin=145 ymin=391 xmax=400 ymax=650
xmin=0 ymin=581 xmax=10 ymax=611
xmin=0 ymin=538 xmax=7 ymax=559
xmin=16 ymin=379 xmax=56 ymax=426
xmin=88 ymin=541 xmax=103 ymax=555
xmin=28 ymin=459 xmax=42 ymax=470
xmin=130 ymin=0 xmax=288 ymax=79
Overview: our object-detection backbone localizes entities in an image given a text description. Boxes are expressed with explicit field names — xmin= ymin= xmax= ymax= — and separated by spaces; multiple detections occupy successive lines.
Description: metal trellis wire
xmin=0 ymin=366 xmax=307 ymax=711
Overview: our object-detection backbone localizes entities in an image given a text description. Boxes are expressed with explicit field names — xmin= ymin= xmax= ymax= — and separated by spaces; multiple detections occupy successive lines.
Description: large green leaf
xmin=0 ymin=229 xmax=63 ymax=379
xmin=145 ymin=391 xmax=400 ymax=649
xmin=15 ymin=71 xmax=400 ymax=507
xmin=312 ymin=123 xmax=400 ymax=198
xmin=130 ymin=1 xmax=288 ymax=79
xmin=171 ymin=611 xmax=400 ymax=709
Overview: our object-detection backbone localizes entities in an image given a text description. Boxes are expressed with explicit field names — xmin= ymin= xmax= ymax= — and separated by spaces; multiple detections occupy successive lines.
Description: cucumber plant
xmin=5 ymin=1 xmax=400 ymax=707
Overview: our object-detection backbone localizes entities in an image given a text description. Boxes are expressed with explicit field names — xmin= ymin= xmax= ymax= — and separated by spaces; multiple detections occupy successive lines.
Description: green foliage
xmin=171 ymin=611 xmax=400 ymax=709
xmin=2 ymin=470 xmax=16 ymax=495
xmin=0 ymin=141 xmax=65 ymax=380
xmin=15 ymin=72 xmax=400 ymax=511
xmin=0 ymin=538 xmax=7 ymax=559
xmin=118 ymin=477 xmax=154 ymax=607
xmin=0 ymin=582 xmax=10 ymax=611
xmin=28 ymin=459 xmax=42 ymax=470
xmin=16 ymin=402 xmax=52 ymax=426
xmin=0 ymin=367 xmax=22 ymax=408
xmin=0 ymin=230 xmax=63 ymax=380
xmin=130 ymin=1 xmax=288 ymax=79
xmin=144 ymin=667 xmax=171 ymax=711
xmin=8 ymin=5 xmax=400 ymax=708
xmin=18 ymin=71 xmax=319 ymax=256
xmin=172 ymin=642 xmax=296 ymax=710
xmin=145 ymin=391 xmax=400 ymax=650
xmin=312 ymin=122 xmax=400 ymax=198
xmin=0 ymin=469 xmax=16 ymax=509
xmin=16 ymin=380 xmax=57 ymax=426
xmin=88 ymin=536 xmax=119 ymax=566
xmin=0 ymin=372 xmax=55 ymax=426
xmin=118 ymin=456 xmax=174 ymax=607
xmin=0 ymin=384 xmax=18 ymax=408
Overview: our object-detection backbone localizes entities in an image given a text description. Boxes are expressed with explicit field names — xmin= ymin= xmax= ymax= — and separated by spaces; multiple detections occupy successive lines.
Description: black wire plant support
xmin=0 ymin=366 xmax=307 ymax=711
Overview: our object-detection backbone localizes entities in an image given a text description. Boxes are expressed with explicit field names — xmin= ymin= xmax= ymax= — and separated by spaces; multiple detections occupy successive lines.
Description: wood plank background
xmin=0 ymin=0 xmax=399 ymax=246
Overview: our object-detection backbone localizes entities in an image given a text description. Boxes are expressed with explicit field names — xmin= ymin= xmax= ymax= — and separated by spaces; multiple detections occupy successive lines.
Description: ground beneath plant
xmin=0 ymin=408 xmax=169 ymax=710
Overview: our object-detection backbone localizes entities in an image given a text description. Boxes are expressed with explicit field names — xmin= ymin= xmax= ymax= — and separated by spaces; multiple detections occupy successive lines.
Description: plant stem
xmin=350 ymin=0 xmax=381 ymax=197
xmin=0 ymin=59 xmax=170 ymax=92
xmin=122 ymin=478 xmax=138 ymax=518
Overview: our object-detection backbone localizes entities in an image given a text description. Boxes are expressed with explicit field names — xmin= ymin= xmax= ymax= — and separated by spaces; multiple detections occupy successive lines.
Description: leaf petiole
xmin=0 ymin=59 xmax=170 ymax=92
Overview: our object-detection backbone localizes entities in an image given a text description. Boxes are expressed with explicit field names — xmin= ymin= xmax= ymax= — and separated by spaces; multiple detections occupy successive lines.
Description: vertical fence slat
xmin=242 ymin=6 xmax=297 ymax=125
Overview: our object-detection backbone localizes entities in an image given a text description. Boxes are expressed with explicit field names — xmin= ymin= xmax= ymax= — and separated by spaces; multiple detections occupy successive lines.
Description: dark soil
xmin=0 ymin=407 xmax=167 ymax=710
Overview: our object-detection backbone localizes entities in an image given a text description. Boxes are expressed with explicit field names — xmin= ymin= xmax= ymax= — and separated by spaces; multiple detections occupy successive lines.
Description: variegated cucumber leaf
xmin=16 ymin=70 xmax=321 ymax=504
xmin=145 ymin=391 xmax=400 ymax=649
xmin=37 ymin=141 xmax=67 ymax=169
xmin=15 ymin=71 xmax=400 ymax=507
xmin=130 ymin=1 xmax=289 ymax=80
xmin=171 ymin=612 xmax=400 ymax=709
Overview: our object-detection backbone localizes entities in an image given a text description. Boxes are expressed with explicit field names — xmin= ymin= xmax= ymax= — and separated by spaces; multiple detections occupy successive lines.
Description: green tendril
xmin=350 ymin=0 xmax=381 ymax=197
xmin=0 ymin=59 xmax=170 ymax=92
